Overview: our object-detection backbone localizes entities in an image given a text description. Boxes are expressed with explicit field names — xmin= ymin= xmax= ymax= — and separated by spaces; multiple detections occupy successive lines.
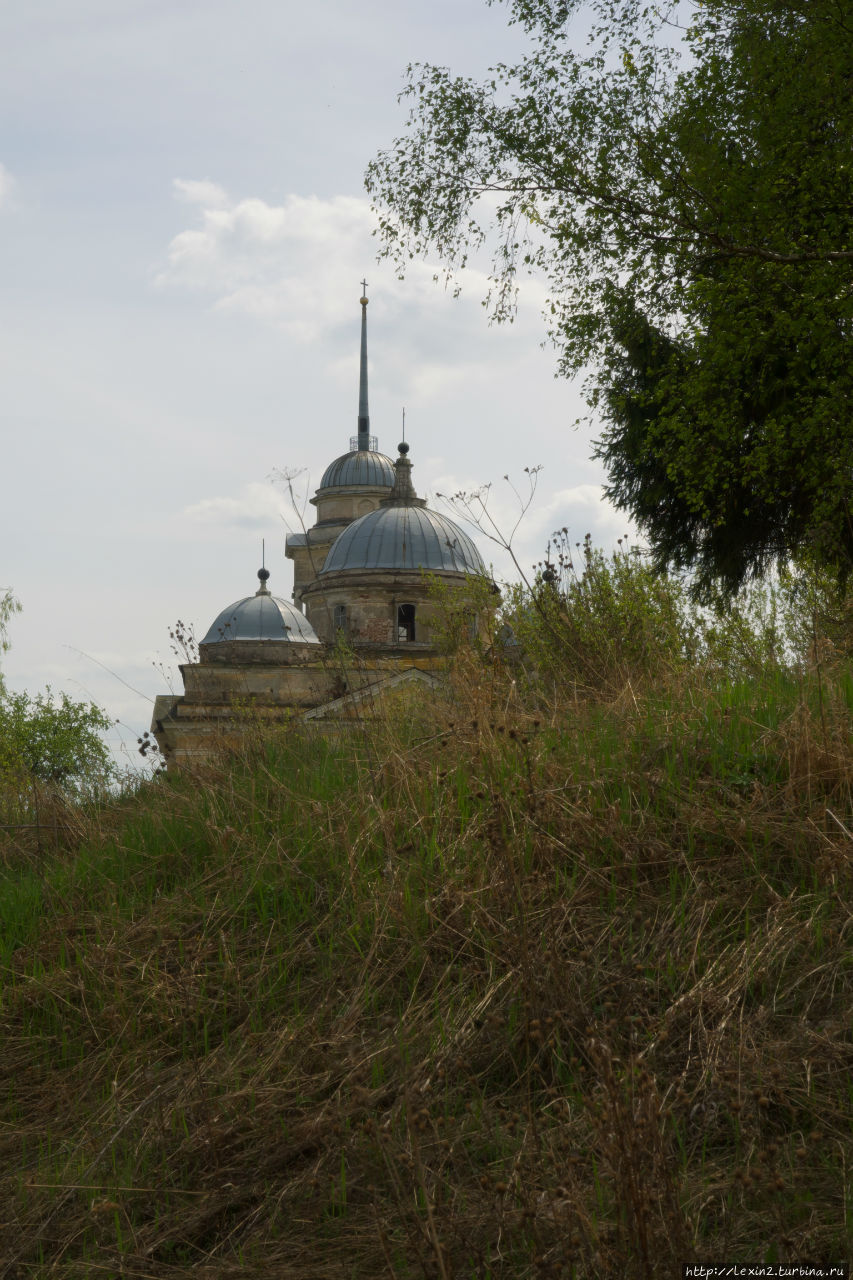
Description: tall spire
xmin=357 ymin=280 xmax=370 ymax=451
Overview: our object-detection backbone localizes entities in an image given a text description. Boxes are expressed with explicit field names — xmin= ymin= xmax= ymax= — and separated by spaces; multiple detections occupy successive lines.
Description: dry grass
xmin=0 ymin=651 xmax=852 ymax=1277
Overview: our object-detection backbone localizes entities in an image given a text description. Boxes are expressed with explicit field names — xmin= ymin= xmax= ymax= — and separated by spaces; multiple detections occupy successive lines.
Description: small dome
xmin=202 ymin=570 xmax=321 ymax=644
xmin=319 ymin=450 xmax=396 ymax=491
xmin=321 ymin=505 xmax=485 ymax=576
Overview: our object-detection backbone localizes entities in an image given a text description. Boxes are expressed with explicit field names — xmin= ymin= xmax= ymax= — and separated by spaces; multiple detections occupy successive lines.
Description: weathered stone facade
xmin=151 ymin=643 xmax=449 ymax=764
xmin=301 ymin=567 xmax=480 ymax=647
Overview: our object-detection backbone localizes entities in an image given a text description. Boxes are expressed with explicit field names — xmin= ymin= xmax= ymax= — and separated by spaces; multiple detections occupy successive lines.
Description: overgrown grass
xmin=1 ymin=639 xmax=851 ymax=1276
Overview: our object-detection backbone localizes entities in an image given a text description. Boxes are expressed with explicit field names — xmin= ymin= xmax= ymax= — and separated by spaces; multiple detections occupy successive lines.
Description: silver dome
xmin=319 ymin=450 xmax=396 ymax=491
xmin=321 ymin=505 xmax=485 ymax=576
xmin=202 ymin=573 xmax=321 ymax=644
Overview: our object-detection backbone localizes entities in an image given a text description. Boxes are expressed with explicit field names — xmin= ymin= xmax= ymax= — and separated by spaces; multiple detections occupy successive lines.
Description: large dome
xmin=202 ymin=570 xmax=321 ymax=644
xmin=319 ymin=450 xmax=396 ymax=491
xmin=321 ymin=504 xmax=485 ymax=576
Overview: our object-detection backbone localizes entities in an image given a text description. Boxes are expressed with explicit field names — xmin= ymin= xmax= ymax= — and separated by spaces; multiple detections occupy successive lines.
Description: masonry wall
xmin=303 ymin=569 xmax=490 ymax=647
xmin=151 ymin=647 xmax=450 ymax=764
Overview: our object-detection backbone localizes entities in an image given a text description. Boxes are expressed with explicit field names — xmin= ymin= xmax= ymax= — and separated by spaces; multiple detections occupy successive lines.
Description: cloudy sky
xmin=0 ymin=0 xmax=629 ymax=769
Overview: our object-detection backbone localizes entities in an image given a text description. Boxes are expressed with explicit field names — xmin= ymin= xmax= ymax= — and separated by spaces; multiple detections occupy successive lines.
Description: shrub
xmin=501 ymin=533 xmax=699 ymax=696
xmin=0 ymin=687 xmax=116 ymax=801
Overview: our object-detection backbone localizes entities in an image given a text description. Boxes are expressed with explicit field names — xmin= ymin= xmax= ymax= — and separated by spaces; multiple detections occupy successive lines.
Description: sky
xmin=0 ymin=0 xmax=632 ymax=771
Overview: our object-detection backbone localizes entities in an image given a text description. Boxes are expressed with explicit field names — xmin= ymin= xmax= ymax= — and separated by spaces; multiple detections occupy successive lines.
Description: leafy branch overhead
xmin=367 ymin=0 xmax=853 ymax=594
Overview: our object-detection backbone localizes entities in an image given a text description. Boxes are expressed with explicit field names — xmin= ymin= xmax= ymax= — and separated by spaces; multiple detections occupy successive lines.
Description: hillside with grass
xmin=1 ymin=548 xmax=852 ymax=1278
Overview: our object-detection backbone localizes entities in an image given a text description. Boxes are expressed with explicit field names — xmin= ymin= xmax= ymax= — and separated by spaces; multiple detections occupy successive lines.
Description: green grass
xmin=0 ymin=657 xmax=851 ymax=1277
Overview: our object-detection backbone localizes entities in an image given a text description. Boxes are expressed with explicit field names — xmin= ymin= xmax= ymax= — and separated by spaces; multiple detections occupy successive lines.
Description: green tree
xmin=367 ymin=0 xmax=853 ymax=594
xmin=0 ymin=594 xmax=116 ymax=800
xmin=0 ymin=688 xmax=115 ymax=800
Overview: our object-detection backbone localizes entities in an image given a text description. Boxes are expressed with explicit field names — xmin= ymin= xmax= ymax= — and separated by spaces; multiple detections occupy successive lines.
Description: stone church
xmin=151 ymin=291 xmax=492 ymax=763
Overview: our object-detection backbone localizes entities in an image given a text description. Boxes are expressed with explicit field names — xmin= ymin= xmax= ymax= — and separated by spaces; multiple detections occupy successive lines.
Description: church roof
xmin=320 ymin=444 xmax=485 ymax=577
xmin=321 ymin=504 xmax=485 ymax=575
xmin=201 ymin=569 xmax=321 ymax=644
xmin=319 ymin=449 xmax=396 ymax=491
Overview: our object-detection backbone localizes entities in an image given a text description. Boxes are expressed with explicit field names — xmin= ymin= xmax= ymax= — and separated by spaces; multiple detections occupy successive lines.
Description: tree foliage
xmin=500 ymin=532 xmax=852 ymax=700
xmin=0 ymin=688 xmax=115 ymax=800
xmin=0 ymin=595 xmax=116 ymax=800
xmin=0 ymin=589 xmax=22 ymax=670
xmin=367 ymin=0 xmax=853 ymax=594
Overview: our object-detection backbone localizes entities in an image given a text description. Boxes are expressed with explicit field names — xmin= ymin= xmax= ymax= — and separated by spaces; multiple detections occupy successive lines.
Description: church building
xmin=151 ymin=290 xmax=492 ymax=763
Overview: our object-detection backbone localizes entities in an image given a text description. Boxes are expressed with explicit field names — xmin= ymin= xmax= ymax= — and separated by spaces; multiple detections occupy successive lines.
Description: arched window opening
xmin=397 ymin=603 xmax=416 ymax=643
xmin=333 ymin=604 xmax=348 ymax=635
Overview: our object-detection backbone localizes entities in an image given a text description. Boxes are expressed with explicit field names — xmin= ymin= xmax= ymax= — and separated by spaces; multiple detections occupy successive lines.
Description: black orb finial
xmin=398 ymin=441 xmax=410 ymax=456
xmin=258 ymin=567 xmax=271 ymax=583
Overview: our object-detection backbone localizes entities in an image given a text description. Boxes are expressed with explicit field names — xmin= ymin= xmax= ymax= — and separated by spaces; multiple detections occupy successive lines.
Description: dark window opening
xmin=397 ymin=603 xmax=416 ymax=643
xmin=333 ymin=604 xmax=348 ymax=634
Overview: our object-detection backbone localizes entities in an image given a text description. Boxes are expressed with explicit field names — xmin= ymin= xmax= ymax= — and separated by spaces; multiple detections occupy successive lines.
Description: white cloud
xmin=157 ymin=181 xmax=551 ymax=351
xmin=181 ymin=481 xmax=285 ymax=531
xmin=521 ymin=483 xmax=636 ymax=548
xmin=158 ymin=186 xmax=380 ymax=338
xmin=172 ymin=177 xmax=229 ymax=209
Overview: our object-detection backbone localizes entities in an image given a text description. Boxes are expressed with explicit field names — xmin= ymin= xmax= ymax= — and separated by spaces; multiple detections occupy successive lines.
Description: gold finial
xmin=360 ymin=277 xmax=369 ymax=306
